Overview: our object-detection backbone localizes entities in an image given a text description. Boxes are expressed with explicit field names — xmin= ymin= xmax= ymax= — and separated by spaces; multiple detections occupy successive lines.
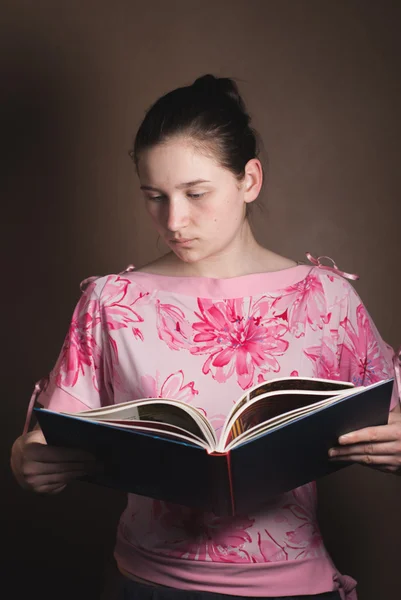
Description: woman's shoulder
xmin=78 ymin=253 xmax=359 ymax=304
xmin=133 ymin=253 xmax=180 ymax=276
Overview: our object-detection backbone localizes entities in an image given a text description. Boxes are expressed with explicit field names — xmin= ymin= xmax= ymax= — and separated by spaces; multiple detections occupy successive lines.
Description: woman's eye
xmin=146 ymin=192 xmax=205 ymax=201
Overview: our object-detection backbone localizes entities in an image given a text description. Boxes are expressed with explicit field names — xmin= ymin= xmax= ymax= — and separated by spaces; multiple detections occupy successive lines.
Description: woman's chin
xmin=168 ymin=242 xmax=202 ymax=263
xmin=171 ymin=250 xmax=200 ymax=264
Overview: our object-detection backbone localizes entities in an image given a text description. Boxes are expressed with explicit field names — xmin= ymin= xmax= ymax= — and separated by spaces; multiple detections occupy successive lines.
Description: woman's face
xmin=138 ymin=138 xmax=260 ymax=265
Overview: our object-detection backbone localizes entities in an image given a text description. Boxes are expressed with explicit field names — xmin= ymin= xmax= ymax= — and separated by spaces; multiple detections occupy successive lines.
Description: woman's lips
xmin=170 ymin=238 xmax=195 ymax=246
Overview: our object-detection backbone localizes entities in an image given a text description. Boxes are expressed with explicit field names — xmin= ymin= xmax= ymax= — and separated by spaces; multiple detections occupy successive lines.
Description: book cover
xmin=35 ymin=378 xmax=393 ymax=516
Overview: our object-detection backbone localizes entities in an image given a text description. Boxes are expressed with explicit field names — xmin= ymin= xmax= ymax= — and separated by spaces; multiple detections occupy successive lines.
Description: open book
xmin=35 ymin=376 xmax=393 ymax=516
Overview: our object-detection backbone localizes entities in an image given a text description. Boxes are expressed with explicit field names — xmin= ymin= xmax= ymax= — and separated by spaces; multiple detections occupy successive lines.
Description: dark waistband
xmin=116 ymin=576 xmax=342 ymax=600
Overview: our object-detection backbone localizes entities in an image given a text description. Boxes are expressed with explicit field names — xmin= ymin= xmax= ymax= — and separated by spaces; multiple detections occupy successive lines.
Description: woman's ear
xmin=243 ymin=159 xmax=263 ymax=204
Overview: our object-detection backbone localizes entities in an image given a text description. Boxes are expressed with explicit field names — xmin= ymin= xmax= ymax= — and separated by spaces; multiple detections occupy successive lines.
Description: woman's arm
xmin=326 ymin=275 xmax=401 ymax=475
xmin=11 ymin=275 xmax=112 ymax=494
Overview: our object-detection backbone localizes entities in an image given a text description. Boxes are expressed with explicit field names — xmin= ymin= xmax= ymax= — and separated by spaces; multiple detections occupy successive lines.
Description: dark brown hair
xmin=131 ymin=74 xmax=262 ymax=184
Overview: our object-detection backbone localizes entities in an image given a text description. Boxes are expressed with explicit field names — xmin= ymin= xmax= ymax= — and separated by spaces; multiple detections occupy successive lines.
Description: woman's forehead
xmin=138 ymin=140 xmax=227 ymax=185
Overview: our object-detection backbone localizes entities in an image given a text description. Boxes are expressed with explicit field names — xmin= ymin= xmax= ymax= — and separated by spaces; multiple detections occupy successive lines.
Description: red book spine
xmin=226 ymin=450 xmax=235 ymax=516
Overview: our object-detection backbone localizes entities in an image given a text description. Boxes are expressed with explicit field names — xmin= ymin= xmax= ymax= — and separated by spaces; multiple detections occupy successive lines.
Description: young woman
xmin=11 ymin=75 xmax=401 ymax=600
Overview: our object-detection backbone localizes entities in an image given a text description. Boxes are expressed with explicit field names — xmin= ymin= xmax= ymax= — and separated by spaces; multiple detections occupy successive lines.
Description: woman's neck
xmin=139 ymin=223 xmax=297 ymax=279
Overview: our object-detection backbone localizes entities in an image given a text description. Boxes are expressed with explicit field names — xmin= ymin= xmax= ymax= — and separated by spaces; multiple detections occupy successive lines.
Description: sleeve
xmin=36 ymin=276 xmax=113 ymax=414
xmin=338 ymin=282 xmax=400 ymax=411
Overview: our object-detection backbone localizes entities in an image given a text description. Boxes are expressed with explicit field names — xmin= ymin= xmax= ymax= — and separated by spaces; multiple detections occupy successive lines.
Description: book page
xmin=66 ymin=399 xmax=217 ymax=448
xmin=100 ymin=419 xmax=210 ymax=449
xmin=224 ymin=386 xmax=366 ymax=450
xmin=129 ymin=404 xmax=205 ymax=437
xmin=228 ymin=377 xmax=354 ymax=427
xmin=224 ymin=396 xmax=340 ymax=450
xmin=220 ymin=390 xmax=338 ymax=450
xmin=248 ymin=377 xmax=353 ymax=399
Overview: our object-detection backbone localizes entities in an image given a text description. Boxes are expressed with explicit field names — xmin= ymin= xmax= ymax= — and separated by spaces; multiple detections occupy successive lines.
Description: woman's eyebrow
xmin=176 ymin=179 xmax=211 ymax=189
xmin=140 ymin=179 xmax=210 ymax=192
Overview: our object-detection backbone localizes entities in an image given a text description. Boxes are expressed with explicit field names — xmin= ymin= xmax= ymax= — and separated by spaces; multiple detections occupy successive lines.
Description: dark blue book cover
xmin=34 ymin=378 xmax=393 ymax=516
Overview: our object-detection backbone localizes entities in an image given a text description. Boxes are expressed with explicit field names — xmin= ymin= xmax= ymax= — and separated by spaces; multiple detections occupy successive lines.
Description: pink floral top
xmin=38 ymin=263 xmax=398 ymax=599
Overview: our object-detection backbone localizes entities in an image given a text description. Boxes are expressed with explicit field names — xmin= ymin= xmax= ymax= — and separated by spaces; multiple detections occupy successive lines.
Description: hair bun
xmin=192 ymin=74 xmax=249 ymax=122
xmin=193 ymin=74 xmax=219 ymax=90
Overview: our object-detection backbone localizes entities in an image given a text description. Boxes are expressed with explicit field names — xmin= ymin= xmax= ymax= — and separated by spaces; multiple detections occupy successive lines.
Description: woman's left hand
xmin=328 ymin=404 xmax=401 ymax=474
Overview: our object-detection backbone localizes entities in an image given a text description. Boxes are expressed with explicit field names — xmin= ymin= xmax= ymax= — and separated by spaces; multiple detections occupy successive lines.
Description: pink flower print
xmin=102 ymin=276 xmax=149 ymax=340
xmin=191 ymin=297 xmax=289 ymax=389
xmin=98 ymin=276 xmax=150 ymax=393
xmin=283 ymin=523 xmax=323 ymax=560
xmin=272 ymin=274 xmax=330 ymax=338
xmin=340 ymin=304 xmax=391 ymax=385
xmin=139 ymin=371 xmax=199 ymax=404
xmin=291 ymin=482 xmax=317 ymax=511
xmin=156 ymin=301 xmax=193 ymax=350
xmin=56 ymin=295 xmax=102 ymax=389
xmin=152 ymin=502 xmax=254 ymax=562
xmin=304 ymin=334 xmax=341 ymax=379
xmin=282 ymin=502 xmax=310 ymax=522
xmin=251 ymin=531 xmax=288 ymax=563
xmin=280 ymin=499 xmax=324 ymax=559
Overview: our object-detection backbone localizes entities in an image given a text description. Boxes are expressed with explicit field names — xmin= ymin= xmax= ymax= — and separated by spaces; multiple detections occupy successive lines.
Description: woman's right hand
xmin=10 ymin=428 xmax=96 ymax=494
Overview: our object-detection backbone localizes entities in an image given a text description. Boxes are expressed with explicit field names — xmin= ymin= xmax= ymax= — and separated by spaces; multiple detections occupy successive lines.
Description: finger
xmin=22 ymin=460 xmax=96 ymax=478
xmin=329 ymin=454 xmax=401 ymax=467
xmin=36 ymin=483 xmax=68 ymax=495
xmin=26 ymin=443 xmax=96 ymax=463
xmin=338 ymin=424 xmax=399 ymax=445
xmin=24 ymin=469 xmax=88 ymax=489
xmin=329 ymin=441 xmax=401 ymax=457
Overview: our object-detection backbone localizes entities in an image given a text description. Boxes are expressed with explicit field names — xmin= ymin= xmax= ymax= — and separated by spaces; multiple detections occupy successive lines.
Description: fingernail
xmin=328 ymin=448 xmax=337 ymax=457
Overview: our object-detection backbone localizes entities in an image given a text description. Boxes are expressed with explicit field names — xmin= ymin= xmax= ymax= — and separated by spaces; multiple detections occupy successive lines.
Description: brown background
xmin=2 ymin=1 xmax=401 ymax=598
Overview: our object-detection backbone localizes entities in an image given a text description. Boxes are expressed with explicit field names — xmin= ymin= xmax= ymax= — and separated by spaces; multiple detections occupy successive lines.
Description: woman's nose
xmin=166 ymin=198 xmax=190 ymax=232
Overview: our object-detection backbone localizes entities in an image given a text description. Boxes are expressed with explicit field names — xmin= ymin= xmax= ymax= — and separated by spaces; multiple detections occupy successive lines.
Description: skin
xmin=10 ymin=427 xmax=96 ymax=494
xmin=10 ymin=136 xmax=401 ymax=495
xmin=136 ymin=137 xmax=295 ymax=278
xmin=328 ymin=405 xmax=401 ymax=473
